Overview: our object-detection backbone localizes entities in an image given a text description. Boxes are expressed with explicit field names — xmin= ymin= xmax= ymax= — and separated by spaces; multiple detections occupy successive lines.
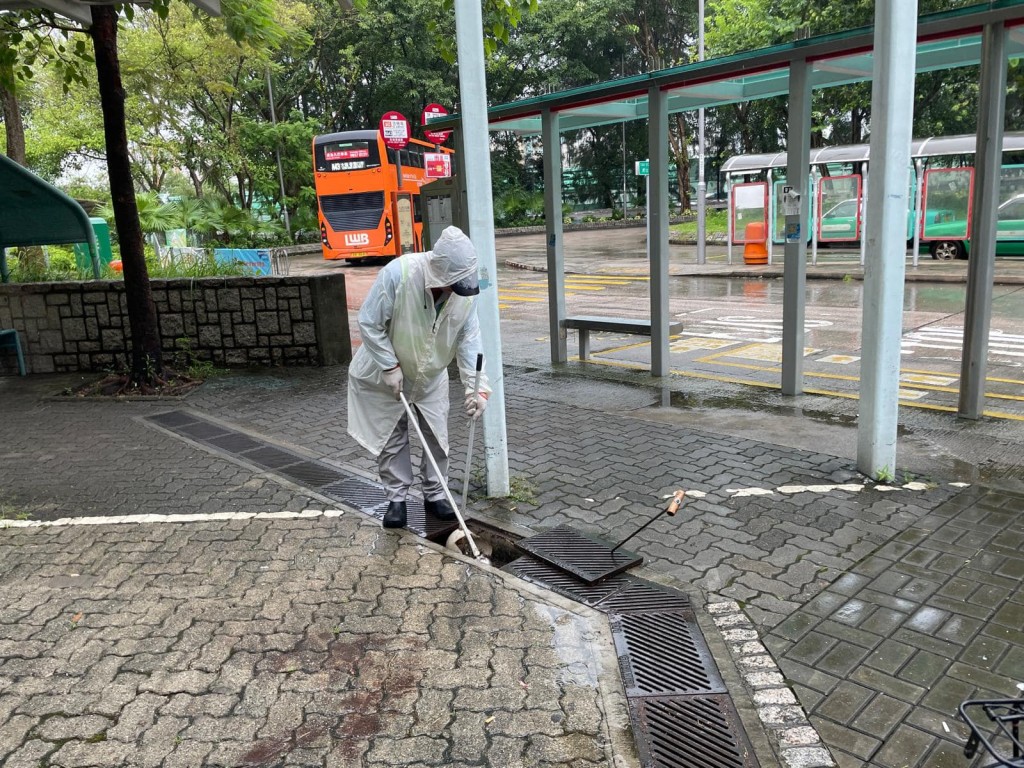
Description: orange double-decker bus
xmin=312 ymin=130 xmax=453 ymax=262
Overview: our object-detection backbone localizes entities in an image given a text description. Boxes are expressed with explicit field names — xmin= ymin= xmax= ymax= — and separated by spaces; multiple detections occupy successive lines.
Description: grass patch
xmin=670 ymin=209 xmax=729 ymax=238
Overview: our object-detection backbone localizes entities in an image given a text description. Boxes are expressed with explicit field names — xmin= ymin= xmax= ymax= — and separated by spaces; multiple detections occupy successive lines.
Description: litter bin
xmin=742 ymin=221 xmax=768 ymax=265
xmin=73 ymin=217 xmax=113 ymax=271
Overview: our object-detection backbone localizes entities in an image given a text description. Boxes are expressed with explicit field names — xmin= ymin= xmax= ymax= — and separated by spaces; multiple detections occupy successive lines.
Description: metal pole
xmin=696 ymin=0 xmax=707 ymax=264
xmin=265 ymin=68 xmax=291 ymax=237
xmin=857 ymin=0 xmax=917 ymax=480
xmin=649 ymin=84 xmax=670 ymax=377
xmin=454 ymin=0 xmax=510 ymax=496
xmin=542 ymin=109 xmax=568 ymax=364
xmin=781 ymin=58 xmax=810 ymax=396
xmin=959 ymin=21 xmax=1007 ymax=419
xmin=912 ymin=160 xmax=924 ymax=268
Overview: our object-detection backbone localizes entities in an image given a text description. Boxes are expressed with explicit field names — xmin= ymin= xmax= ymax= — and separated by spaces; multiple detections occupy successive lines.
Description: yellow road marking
xmin=497 ymin=294 xmax=545 ymax=302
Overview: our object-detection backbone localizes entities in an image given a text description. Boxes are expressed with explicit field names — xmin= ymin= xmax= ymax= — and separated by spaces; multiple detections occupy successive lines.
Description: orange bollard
xmin=742 ymin=222 xmax=768 ymax=265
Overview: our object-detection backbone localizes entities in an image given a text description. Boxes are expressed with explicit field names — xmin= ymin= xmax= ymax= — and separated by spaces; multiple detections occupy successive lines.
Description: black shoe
xmin=424 ymin=497 xmax=457 ymax=521
xmin=383 ymin=501 xmax=407 ymax=528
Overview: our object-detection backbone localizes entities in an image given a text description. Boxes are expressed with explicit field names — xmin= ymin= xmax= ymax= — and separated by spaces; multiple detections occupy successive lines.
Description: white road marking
xmin=1 ymin=509 xmax=345 ymax=529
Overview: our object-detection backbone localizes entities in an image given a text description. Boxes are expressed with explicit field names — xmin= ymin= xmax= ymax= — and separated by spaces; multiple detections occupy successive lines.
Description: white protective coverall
xmin=347 ymin=228 xmax=492 ymax=477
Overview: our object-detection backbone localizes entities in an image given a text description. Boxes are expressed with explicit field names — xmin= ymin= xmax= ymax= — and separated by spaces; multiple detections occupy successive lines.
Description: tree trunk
xmin=90 ymin=4 xmax=163 ymax=382
xmin=1 ymin=73 xmax=26 ymax=165
xmin=669 ymin=113 xmax=691 ymax=211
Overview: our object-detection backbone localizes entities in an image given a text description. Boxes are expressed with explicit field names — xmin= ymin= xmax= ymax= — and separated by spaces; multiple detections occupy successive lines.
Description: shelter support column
xmin=453 ymin=0 xmax=509 ymax=496
xmin=781 ymin=57 xmax=811 ymax=396
xmin=648 ymin=84 xmax=671 ymax=377
xmin=959 ymin=21 xmax=1007 ymax=419
xmin=857 ymin=0 xmax=917 ymax=480
xmin=542 ymin=109 xmax=568 ymax=364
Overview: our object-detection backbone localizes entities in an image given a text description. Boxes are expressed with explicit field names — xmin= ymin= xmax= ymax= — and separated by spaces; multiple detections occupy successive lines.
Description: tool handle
xmin=666 ymin=490 xmax=685 ymax=515
xmin=474 ymin=352 xmax=483 ymax=372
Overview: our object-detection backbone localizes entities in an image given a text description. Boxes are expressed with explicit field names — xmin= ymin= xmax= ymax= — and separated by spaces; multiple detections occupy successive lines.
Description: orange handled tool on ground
xmin=610 ymin=490 xmax=686 ymax=552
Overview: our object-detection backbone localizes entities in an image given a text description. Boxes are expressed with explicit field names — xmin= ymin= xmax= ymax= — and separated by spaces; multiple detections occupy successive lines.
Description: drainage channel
xmin=145 ymin=409 xmax=760 ymax=768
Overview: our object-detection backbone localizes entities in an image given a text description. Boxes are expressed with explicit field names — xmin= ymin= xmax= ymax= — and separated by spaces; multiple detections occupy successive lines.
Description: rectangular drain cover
xmin=147 ymin=410 xmax=201 ymax=428
xmin=630 ymin=695 xmax=759 ymax=768
xmin=591 ymin=579 xmax=692 ymax=616
xmin=611 ymin=611 xmax=725 ymax=696
xmin=176 ymin=421 xmax=234 ymax=441
xmin=276 ymin=461 xmax=345 ymax=488
xmin=516 ymin=524 xmax=642 ymax=584
xmin=503 ymin=556 xmax=632 ymax=605
xmin=242 ymin=445 xmax=303 ymax=470
xmin=205 ymin=432 xmax=264 ymax=453
xmin=322 ymin=477 xmax=388 ymax=516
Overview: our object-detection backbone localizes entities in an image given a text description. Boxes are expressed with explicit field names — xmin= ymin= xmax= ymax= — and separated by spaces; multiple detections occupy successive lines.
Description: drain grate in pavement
xmin=276 ymin=461 xmax=345 ymax=488
xmin=241 ymin=445 xmax=304 ymax=470
xmin=148 ymin=410 xmax=202 ymax=428
xmin=321 ymin=476 xmax=388 ymax=516
xmin=206 ymin=432 xmax=265 ymax=453
xmin=611 ymin=611 xmax=725 ymax=696
xmin=503 ymin=556 xmax=631 ymax=604
xmin=631 ymin=695 xmax=759 ymax=768
xmin=592 ymin=579 xmax=693 ymax=615
xmin=176 ymin=420 xmax=234 ymax=441
xmin=516 ymin=524 xmax=642 ymax=584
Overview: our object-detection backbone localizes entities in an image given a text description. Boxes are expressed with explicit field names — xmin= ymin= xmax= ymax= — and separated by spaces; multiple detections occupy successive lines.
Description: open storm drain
xmin=147 ymin=410 xmax=760 ymax=768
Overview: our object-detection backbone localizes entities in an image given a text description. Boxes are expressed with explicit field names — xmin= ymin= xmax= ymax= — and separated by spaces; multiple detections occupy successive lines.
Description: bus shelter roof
xmin=719 ymin=132 xmax=1024 ymax=174
xmin=427 ymin=1 xmax=1024 ymax=136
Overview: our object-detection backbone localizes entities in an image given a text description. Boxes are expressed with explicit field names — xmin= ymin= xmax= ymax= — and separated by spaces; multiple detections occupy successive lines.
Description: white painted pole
xmin=453 ymin=0 xmax=509 ymax=496
xmin=857 ymin=0 xmax=917 ymax=481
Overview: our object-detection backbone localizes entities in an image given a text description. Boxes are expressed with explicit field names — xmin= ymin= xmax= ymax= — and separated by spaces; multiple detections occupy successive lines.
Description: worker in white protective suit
xmin=347 ymin=226 xmax=491 ymax=529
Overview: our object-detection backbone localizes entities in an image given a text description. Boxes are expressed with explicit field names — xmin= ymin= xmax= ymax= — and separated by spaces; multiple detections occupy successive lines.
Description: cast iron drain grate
xmin=630 ymin=695 xmax=759 ymax=768
xmin=276 ymin=461 xmax=345 ymax=488
xmin=321 ymin=477 xmax=388 ymax=516
xmin=591 ymin=579 xmax=693 ymax=615
xmin=516 ymin=524 xmax=642 ymax=584
xmin=148 ymin=411 xmax=201 ymax=428
xmin=611 ymin=611 xmax=725 ymax=696
xmin=241 ymin=445 xmax=304 ymax=470
xmin=176 ymin=421 xmax=234 ymax=441
xmin=205 ymin=432 xmax=264 ymax=453
xmin=503 ymin=556 xmax=631 ymax=605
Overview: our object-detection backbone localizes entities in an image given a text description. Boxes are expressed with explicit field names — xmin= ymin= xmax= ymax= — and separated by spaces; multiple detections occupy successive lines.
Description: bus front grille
xmin=320 ymin=192 xmax=385 ymax=232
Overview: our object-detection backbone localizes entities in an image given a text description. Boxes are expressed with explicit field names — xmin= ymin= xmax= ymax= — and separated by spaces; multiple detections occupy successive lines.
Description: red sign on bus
xmin=422 ymin=103 xmax=451 ymax=145
xmin=379 ymin=111 xmax=410 ymax=150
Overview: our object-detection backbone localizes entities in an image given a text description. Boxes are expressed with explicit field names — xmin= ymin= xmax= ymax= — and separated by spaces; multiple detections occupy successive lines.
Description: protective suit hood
xmin=424 ymin=226 xmax=478 ymax=294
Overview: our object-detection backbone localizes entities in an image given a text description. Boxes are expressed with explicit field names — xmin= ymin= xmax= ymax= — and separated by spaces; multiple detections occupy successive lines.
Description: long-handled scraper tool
xmin=398 ymin=391 xmax=490 ymax=565
xmin=460 ymin=353 xmax=484 ymax=514
xmin=611 ymin=489 xmax=686 ymax=552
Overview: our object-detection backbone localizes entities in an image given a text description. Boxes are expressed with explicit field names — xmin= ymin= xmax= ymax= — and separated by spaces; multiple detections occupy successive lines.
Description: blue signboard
xmin=213 ymin=248 xmax=273 ymax=276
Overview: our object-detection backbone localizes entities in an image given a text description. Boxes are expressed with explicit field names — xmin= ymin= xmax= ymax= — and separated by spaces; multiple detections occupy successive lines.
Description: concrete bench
xmin=561 ymin=316 xmax=684 ymax=360
xmin=0 ymin=329 xmax=26 ymax=376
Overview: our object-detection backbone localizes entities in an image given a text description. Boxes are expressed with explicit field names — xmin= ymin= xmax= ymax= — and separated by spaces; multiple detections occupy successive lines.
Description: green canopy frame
xmin=0 ymin=153 xmax=99 ymax=282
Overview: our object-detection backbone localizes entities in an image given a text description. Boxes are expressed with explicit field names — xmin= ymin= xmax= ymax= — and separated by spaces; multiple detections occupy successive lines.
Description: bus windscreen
xmin=314 ymin=139 xmax=382 ymax=173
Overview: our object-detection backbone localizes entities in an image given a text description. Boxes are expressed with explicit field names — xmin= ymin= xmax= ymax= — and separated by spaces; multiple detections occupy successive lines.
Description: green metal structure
xmin=0 ymin=153 xmax=100 ymax=282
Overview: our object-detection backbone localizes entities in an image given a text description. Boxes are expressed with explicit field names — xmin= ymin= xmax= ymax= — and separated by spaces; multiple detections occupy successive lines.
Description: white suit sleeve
xmin=455 ymin=302 xmax=492 ymax=396
xmin=357 ymin=265 xmax=401 ymax=370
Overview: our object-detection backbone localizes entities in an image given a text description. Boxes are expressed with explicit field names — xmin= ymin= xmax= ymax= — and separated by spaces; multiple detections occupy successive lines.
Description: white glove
xmin=382 ymin=365 xmax=403 ymax=400
xmin=464 ymin=392 xmax=488 ymax=420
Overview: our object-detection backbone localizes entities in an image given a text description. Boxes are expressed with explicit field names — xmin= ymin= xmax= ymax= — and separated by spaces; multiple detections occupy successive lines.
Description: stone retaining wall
xmin=0 ymin=274 xmax=351 ymax=375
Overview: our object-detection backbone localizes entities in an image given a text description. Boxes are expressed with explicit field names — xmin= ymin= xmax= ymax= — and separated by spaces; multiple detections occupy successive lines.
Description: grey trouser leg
xmin=378 ymin=411 xmax=448 ymax=502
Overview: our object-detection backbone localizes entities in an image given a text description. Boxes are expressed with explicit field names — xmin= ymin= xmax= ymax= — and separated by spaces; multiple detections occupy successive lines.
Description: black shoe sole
xmin=382 ymin=518 xmax=407 ymax=529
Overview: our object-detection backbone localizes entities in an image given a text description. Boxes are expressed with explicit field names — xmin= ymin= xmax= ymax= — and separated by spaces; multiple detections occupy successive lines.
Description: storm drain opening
xmin=143 ymin=411 xmax=758 ymax=767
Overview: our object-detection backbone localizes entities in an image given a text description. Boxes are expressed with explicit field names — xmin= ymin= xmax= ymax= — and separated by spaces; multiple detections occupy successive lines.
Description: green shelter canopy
xmin=0 ymin=153 xmax=99 ymax=281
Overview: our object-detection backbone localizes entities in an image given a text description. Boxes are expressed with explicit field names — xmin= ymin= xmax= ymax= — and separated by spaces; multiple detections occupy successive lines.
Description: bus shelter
xmin=430 ymin=1 xmax=1024 ymax=478
xmin=720 ymin=132 xmax=1024 ymax=267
